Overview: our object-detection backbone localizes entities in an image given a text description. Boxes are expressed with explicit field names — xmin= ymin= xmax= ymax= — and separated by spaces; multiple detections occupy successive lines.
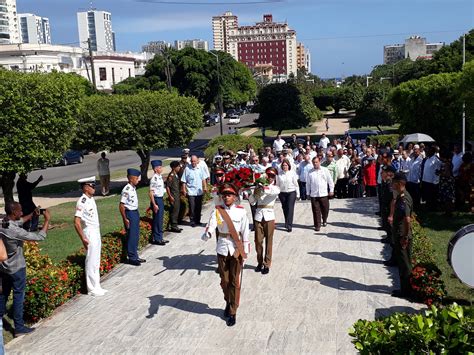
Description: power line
xmin=300 ymin=29 xmax=467 ymax=42
xmin=135 ymin=0 xmax=284 ymax=4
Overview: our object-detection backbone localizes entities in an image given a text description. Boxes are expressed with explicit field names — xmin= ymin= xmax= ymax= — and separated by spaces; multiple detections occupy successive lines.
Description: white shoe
xmin=89 ymin=289 xmax=105 ymax=297
xmin=98 ymin=288 xmax=108 ymax=294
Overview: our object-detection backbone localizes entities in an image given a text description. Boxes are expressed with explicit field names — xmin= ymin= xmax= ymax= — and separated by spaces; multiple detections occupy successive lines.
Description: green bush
xmin=349 ymin=303 xmax=474 ymax=354
xmin=367 ymin=134 xmax=400 ymax=148
xmin=204 ymin=135 xmax=263 ymax=162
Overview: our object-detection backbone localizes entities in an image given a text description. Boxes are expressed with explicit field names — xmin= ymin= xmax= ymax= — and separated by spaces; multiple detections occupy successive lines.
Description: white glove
xmin=201 ymin=232 xmax=211 ymax=242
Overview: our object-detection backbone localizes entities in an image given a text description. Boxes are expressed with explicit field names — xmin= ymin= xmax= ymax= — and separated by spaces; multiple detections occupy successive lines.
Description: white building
xmin=384 ymin=36 xmax=445 ymax=64
xmin=0 ymin=44 xmax=149 ymax=91
xmin=0 ymin=0 xmax=20 ymax=44
xmin=18 ymin=13 xmax=51 ymax=44
xmin=142 ymin=40 xmax=171 ymax=54
xmin=305 ymin=48 xmax=311 ymax=74
xmin=175 ymin=39 xmax=208 ymax=51
xmin=77 ymin=10 xmax=115 ymax=52
xmin=212 ymin=11 xmax=238 ymax=52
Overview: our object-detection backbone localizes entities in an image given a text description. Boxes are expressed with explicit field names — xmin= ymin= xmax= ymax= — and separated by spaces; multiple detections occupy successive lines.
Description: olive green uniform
xmin=166 ymin=172 xmax=181 ymax=229
xmin=380 ymin=180 xmax=393 ymax=244
xmin=392 ymin=190 xmax=413 ymax=296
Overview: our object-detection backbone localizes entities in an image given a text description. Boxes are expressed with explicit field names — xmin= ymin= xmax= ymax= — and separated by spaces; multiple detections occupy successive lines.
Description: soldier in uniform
xmin=391 ymin=172 xmax=414 ymax=299
xmin=211 ymin=167 xmax=226 ymax=206
xmin=166 ymin=161 xmax=183 ymax=233
xmin=202 ymin=183 xmax=250 ymax=327
xmin=379 ymin=165 xmax=397 ymax=266
xmin=119 ymin=168 xmax=145 ymax=266
xmin=249 ymin=167 xmax=280 ymax=274
xmin=222 ymin=153 xmax=234 ymax=172
xmin=74 ymin=176 xmax=107 ymax=296
xmin=149 ymin=160 xmax=169 ymax=246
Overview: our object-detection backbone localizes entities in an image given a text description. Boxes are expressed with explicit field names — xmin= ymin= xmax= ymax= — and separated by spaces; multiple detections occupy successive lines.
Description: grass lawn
xmin=416 ymin=209 xmax=474 ymax=303
xmin=35 ymin=181 xmax=80 ymax=195
xmin=349 ymin=124 xmax=400 ymax=135
xmin=40 ymin=186 xmax=152 ymax=262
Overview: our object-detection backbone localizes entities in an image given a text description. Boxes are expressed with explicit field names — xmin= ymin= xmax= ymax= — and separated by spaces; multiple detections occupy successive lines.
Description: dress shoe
xmin=224 ymin=303 xmax=230 ymax=318
xmin=255 ymin=264 xmax=263 ymax=272
xmin=314 ymin=227 xmax=321 ymax=232
xmin=138 ymin=258 xmax=146 ymax=263
xmin=226 ymin=315 xmax=236 ymax=327
xmin=322 ymin=222 xmax=327 ymax=227
xmin=262 ymin=266 xmax=270 ymax=275
xmin=15 ymin=326 xmax=35 ymax=337
xmin=384 ymin=259 xmax=397 ymax=267
xmin=170 ymin=227 xmax=182 ymax=233
xmin=287 ymin=227 xmax=292 ymax=232
xmin=152 ymin=240 xmax=167 ymax=246
xmin=191 ymin=222 xmax=196 ymax=228
xmin=128 ymin=259 xmax=141 ymax=266
xmin=89 ymin=289 xmax=106 ymax=297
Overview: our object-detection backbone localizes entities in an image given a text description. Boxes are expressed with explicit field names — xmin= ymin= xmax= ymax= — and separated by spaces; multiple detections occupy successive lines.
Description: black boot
xmin=224 ymin=303 xmax=230 ymax=318
xmin=226 ymin=315 xmax=236 ymax=326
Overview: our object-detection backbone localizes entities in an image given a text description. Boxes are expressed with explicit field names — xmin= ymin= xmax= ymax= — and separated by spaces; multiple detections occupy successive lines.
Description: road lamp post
xmin=210 ymin=51 xmax=224 ymax=136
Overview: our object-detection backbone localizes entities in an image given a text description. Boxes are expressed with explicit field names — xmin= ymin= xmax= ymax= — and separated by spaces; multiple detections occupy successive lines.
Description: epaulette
xmin=125 ymin=186 xmax=130 ymax=191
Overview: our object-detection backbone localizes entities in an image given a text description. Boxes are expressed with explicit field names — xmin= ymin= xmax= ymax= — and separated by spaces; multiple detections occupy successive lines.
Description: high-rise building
xmin=142 ymin=40 xmax=171 ymax=54
xmin=305 ymin=48 xmax=311 ymax=74
xmin=18 ymin=14 xmax=51 ymax=44
xmin=0 ymin=0 xmax=20 ymax=44
xmin=226 ymin=14 xmax=297 ymax=78
xmin=384 ymin=36 xmax=444 ymax=64
xmin=212 ymin=11 xmax=238 ymax=52
xmin=77 ymin=10 xmax=115 ymax=52
xmin=175 ymin=39 xmax=208 ymax=51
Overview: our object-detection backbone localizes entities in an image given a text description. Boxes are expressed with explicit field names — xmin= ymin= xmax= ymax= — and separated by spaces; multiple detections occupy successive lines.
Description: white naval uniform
xmin=248 ymin=184 xmax=280 ymax=222
xmin=205 ymin=204 xmax=251 ymax=257
xmin=75 ymin=193 xmax=102 ymax=293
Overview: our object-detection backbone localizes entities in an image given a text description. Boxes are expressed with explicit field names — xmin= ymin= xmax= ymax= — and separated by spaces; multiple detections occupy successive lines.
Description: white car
xmin=228 ymin=116 xmax=241 ymax=125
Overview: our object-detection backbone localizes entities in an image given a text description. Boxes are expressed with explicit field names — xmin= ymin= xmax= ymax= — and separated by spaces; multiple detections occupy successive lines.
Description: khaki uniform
xmin=205 ymin=204 xmax=250 ymax=316
xmin=248 ymin=184 xmax=280 ymax=267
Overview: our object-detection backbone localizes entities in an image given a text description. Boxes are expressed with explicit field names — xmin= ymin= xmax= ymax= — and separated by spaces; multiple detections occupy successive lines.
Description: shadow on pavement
xmin=323 ymin=232 xmax=381 ymax=243
xmin=302 ymin=276 xmax=392 ymax=294
xmin=155 ymin=250 xmax=217 ymax=276
xmin=330 ymin=221 xmax=380 ymax=230
xmin=308 ymin=251 xmax=385 ymax=265
xmin=146 ymin=295 xmax=224 ymax=319
xmin=375 ymin=305 xmax=420 ymax=318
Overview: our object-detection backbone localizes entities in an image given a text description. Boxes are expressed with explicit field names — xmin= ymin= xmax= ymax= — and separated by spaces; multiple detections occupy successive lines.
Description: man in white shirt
xmin=334 ymin=149 xmax=350 ymax=198
xmin=97 ymin=152 xmax=110 ymax=196
xmin=421 ymin=146 xmax=442 ymax=208
xmin=406 ymin=145 xmax=423 ymax=210
xmin=306 ymin=157 xmax=334 ymax=231
xmin=298 ymin=154 xmax=312 ymax=201
xmin=272 ymin=134 xmax=286 ymax=152
xmin=319 ymin=133 xmax=330 ymax=150
xmin=451 ymin=144 xmax=463 ymax=178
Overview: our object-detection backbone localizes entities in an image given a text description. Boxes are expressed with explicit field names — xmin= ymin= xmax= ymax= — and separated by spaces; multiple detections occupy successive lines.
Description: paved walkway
xmin=6 ymin=197 xmax=422 ymax=354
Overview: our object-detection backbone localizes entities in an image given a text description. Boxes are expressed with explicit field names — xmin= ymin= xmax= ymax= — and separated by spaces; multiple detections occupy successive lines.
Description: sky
xmin=17 ymin=0 xmax=474 ymax=78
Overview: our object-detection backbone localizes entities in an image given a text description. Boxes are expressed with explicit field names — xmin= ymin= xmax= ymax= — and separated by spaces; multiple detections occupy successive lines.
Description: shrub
xmin=366 ymin=134 xmax=400 ymax=149
xmin=204 ymin=135 xmax=263 ymax=162
xmin=349 ymin=303 xmax=474 ymax=354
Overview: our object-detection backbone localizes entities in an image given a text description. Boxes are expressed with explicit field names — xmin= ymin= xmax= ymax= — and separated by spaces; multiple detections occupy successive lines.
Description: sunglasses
xmin=267 ymin=173 xmax=275 ymax=177
xmin=222 ymin=193 xmax=235 ymax=197
xmin=215 ymin=174 xmax=224 ymax=177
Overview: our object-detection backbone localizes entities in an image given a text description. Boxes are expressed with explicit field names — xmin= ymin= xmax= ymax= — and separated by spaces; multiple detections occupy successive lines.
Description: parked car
xmin=345 ymin=130 xmax=379 ymax=144
xmin=203 ymin=114 xmax=216 ymax=126
xmin=57 ymin=150 xmax=84 ymax=166
xmin=228 ymin=116 xmax=241 ymax=125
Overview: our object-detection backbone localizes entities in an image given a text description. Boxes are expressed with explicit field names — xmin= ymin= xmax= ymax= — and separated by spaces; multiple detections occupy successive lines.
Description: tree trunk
xmin=277 ymin=129 xmax=283 ymax=136
xmin=136 ymin=149 xmax=151 ymax=185
xmin=1 ymin=171 xmax=16 ymax=206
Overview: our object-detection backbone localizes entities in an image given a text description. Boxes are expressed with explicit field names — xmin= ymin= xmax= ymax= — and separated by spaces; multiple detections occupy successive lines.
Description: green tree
xmin=75 ymin=91 xmax=203 ymax=183
xmin=431 ymin=29 xmax=474 ymax=73
xmin=0 ymin=71 xmax=87 ymax=204
xmin=351 ymin=85 xmax=394 ymax=131
xmin=458 ymin=60 xmax=474 ymax=140
xmin=255 ymin=83 xmax=322 ymax=135
xmin=313 ymin=86 xmax=364 ymax=114
xmin=389 ymin=72 xmax=463 ymax=144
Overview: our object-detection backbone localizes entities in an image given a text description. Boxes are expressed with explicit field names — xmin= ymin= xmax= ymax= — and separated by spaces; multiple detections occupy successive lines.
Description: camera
xmin=39 ymin=208 xmax=46 ymax=215
xmin=1 ymin=218 xmax=9 ymax=229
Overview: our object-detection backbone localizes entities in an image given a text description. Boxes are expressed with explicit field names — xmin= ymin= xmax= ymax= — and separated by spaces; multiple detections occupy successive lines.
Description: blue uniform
xmin=121 ymin=183 xmax=140 ymax=261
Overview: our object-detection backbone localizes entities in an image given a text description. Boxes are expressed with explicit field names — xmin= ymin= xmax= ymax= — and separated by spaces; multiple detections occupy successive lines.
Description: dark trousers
xmin=250 ymin=204 xmax=257 ymax=229
xmin=407 ymin=182 xmax=421 ymax=211
xmin=335 ymin=178 xmax=348 ymax=199
xmin=279 ymin=191 xmax=297 ymax=228
xmin=298 ymin=181 xmax=307 ymax=200
xmin=254 ymin=219 xmax=274 ymax=267
xmin=377 ymin=183 xmax=382 ymax=208
xmin=422 ymin=182 xmax=438 ymax=208
xmin=393 ymin=235 xmax=413 ymax=295
xmin=0 ymin=268 xmax=27 ymax=329
xmin=310 ymin=196 xmax=329 ymax=229
xmin=188 ymin=195 xmax=203 ymax=225
xmin=365 ymin=185 xmax=377 ymax=197
xmin=348 ymin=183 xmax=363 ymax=198
xmin=169 ymin=194 xmax=180 ymax=228
xmin=217 ymin=253 xmax=241 ymax=316
xmin=151 ymin=196 xmax=164 ymax=242
xmin=125 ymin=209 xmax=140 ymax=261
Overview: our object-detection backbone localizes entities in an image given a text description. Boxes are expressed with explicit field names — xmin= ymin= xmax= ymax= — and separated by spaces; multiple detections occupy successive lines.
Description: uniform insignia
xmin=123 ymin=192 xmax=129 ymax=198
xmin=125 ymin=186 xmax=130 ymax=191
xmin=216 ymin=210 xmax=223 ymax=225
xmin=236 ymin=205 xmax=244 ymax=209
xmin=81 ymin=197 xmax=86 ymax=203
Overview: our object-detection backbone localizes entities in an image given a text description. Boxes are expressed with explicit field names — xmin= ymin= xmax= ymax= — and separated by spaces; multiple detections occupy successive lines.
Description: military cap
xmin=214 ymin=155 xmax=223 ymax=161
xmin=182 ymin=148 xmax=190 ymax=154
xmin=219 ymin=183 xmax=238 ymax=195
xmin=78 ymin=176 xmax=96 ymax=187
xmin=382 ymin=165 xmax=396 ymax=173
xmin=393 ymin=172 xmax=407 ymax=182
xmin=265 ymin=167 xmax=278 ymax=176
xmin=393 ymin=149 xmax=400 ymax=155
xmin=151 ymin=160 xmax=162 ymax=168
xmin=127 ymin=168 xmax=141 ymax=177
xmin=170 ymin=161 xmax=180 ymax=169
xmin=213 ymin=167 xmax=225 ymax=174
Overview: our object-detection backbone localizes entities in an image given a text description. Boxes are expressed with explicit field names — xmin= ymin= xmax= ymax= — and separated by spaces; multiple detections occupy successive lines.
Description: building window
xmin=99 ymin=67 xmax=107 ymax=81
xmin=112 ymin=68 xmax=115 ymax=84
xmin=128 ymin=68 xmax=131 ymax=77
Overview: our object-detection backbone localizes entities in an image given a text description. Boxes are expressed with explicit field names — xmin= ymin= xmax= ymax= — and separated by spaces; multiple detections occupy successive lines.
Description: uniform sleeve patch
xmin=125 ymin=186 xmax=130 ymax=191
xmin=81 ymin=197 xmax=86 ymax=203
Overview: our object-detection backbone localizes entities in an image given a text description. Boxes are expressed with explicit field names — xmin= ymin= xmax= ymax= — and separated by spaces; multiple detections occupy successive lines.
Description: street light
xmin=210 ymin=51 xmax=224 ymax=136
xmin=366 ymin=76 xmax=372 ymax=87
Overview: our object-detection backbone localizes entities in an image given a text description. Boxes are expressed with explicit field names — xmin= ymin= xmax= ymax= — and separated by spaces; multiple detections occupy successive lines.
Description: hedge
xmin=22 ymin=192 xmax=210 ymax=323
xmin=349 ymin=303 xmax=474 ymax=354
xmin=367 ymin=134 xmax=400 ymax=149
xmin=204 ymin=135 xmax=264 ymax=162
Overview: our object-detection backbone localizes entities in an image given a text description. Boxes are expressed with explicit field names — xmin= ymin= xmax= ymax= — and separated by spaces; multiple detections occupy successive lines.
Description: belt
xmin=257 ymin=205 xmax=274 ymax=209
xmin=218 ymin=232 xmax=231 ymax=238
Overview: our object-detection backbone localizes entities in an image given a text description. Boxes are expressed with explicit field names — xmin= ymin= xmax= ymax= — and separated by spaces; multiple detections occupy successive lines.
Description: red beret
xmin=265 ymin=167 xmax=278 ymax=176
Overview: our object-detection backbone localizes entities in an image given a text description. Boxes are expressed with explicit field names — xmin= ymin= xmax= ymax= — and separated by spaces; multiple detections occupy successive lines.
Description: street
xmin=25 ymin=113 xmax=258 ymax=188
